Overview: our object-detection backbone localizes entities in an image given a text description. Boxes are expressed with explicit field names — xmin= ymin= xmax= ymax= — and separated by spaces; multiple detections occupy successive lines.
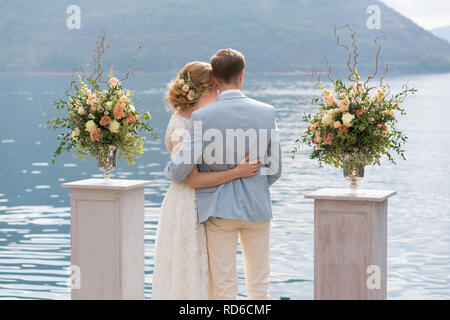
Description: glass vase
xmin=98 ymin=145 xmax=117 ymax=180
xmin=342 ymin=154 xmax=365 ymax=192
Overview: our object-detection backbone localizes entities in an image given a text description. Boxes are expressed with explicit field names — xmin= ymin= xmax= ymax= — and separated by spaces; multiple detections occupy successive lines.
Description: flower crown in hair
xmin=177 ymin=70 xmax=201 ymax=101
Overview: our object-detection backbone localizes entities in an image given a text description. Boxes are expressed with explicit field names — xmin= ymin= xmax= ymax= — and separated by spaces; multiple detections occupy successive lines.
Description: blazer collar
xmin=216 ymin=90 xmax=246 ymax=101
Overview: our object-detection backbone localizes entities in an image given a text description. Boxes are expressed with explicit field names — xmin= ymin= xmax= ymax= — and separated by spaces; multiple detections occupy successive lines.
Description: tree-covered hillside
xmin=1 ymin=0 xmax=450 ymax=75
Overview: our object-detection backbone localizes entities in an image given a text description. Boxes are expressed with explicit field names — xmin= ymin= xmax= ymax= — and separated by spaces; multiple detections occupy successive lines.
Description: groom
xmin=165 ymin=48 xmax=282 ymax=300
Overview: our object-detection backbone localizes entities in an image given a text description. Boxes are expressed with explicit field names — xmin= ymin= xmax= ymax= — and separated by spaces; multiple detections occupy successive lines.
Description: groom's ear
xmin=211 ymin=75 xmax=219 ymax=85
xmin=239 ymin=69 xmax=245 ymax=85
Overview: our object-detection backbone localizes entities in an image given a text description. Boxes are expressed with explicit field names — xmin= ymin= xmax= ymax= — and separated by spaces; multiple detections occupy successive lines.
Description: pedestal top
xmin=61 ymin=178 xmax=152 ymax=191
xmin=304 ymin=188 xmax=396 ymax=202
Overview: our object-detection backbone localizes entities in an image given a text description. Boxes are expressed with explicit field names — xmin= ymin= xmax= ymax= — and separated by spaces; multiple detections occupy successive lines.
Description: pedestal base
xmin=62 ymin=178 xmax=151 ymax=300
xmin=305 ymin=188 xmax=396 ymax=300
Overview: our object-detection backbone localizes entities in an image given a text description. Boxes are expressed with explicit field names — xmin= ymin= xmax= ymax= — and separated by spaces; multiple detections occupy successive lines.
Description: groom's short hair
xmin=210 ymin=48 xmax=245 ymax=84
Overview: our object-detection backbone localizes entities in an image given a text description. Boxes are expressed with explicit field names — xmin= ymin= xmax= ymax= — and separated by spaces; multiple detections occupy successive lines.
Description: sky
xmin=380 ymin=0 xmax=450 ymax=30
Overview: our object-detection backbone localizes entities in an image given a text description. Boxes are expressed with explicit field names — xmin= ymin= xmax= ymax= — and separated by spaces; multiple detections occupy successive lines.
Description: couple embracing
xmin=152 ymin=49 xmax=282 ymax=300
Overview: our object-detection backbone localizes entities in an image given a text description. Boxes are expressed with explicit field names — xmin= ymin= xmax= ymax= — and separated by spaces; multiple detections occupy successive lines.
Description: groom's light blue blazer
xmin=164 ymin=90 xmax=282 ymax=223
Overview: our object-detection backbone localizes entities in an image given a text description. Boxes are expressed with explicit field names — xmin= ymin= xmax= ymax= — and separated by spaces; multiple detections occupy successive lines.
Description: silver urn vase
xmin=343 ymin=154 xmax=365 ymax=192
xmin=98 ymin=145 xmax=117 ymax=180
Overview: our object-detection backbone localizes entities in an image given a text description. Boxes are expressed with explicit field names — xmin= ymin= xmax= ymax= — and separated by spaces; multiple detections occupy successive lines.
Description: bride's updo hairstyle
xmin=165 ymin=61 xmax=214 ymax=111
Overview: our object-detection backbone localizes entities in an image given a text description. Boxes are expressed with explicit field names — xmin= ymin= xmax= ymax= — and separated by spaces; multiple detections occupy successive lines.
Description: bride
xmin=152 ymin=61 xmax=260 ymax=299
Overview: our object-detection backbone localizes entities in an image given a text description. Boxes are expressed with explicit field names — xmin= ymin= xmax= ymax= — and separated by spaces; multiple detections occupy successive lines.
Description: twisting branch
xmin=120 ymin=45 xmax=142 ymax=82
xmin=66 ymin=65 xmax=87 ymax=96
xmin=324 ymin=57 xmax=335 ymax=83
xmin=66 ymin=69 xmax=78 ymax=96
xmin=91 ymin=30 xmax=111 ymax=85
xmin=334 ymin=25 xmax=354 ymax=80
xmin=364 ymin=36 xmax=385 ymax=89
xmin=311 ymin=67 xmax=322 ymax=82
xmin=293 ymin=95 xmax=321 ymax=106
xmin=380 ymin=59 xmax=404 ymax=87
xmin=334 ymin=24 xmax=359 ymax=83
xmin=348 ymin=25 xmax=359 ymax=76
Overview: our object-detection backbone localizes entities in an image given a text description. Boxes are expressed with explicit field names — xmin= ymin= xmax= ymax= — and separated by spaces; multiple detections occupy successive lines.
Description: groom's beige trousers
xmin=205 ymin=217 xmax=270 ymax=300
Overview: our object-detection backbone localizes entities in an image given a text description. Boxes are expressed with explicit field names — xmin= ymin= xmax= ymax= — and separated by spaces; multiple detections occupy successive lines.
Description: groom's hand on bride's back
xmin=234 ymin=154 xmax=261 ymax=178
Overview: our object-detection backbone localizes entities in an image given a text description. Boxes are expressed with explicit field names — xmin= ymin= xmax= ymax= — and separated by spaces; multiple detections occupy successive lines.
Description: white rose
xmin=109 ymin=119 xmax=120 ymax=133
xmin=85 ymin=120 xmax=97 ymax=133
xmin=342 ymin=113 xmax=355 ymax=128
xmin=105 ymin=101 xmax=113 ymax=109
xmin=78 ymin=106 xmax=86 ymax=115
xmin=322 ymin=113 xmax=334 ymax=126
xmin=71 ymin=128 xmax=80 ymax=141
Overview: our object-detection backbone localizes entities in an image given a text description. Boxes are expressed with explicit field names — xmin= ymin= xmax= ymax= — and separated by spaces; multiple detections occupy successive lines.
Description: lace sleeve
xmin=165 ymin=115 xmax=189 ymax=159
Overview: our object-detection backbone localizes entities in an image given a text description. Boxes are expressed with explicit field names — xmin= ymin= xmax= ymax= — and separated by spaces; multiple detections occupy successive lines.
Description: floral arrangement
xmin=297 ymin=68 xmax=415 ymax=168
xmin=177 ymin=69 xmax=200 ymax=101
xmin=45 ymin=32 xmax=155 ymax=165
xmin=293 ymin=25 xmax=416 ymax=169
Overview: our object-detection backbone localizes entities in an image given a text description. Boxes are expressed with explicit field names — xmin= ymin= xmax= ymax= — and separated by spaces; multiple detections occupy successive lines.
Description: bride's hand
xmin=234 ymin=154 xmax=261 ymax=178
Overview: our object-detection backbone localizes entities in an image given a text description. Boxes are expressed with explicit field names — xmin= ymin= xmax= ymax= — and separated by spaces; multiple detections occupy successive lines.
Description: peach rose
xmin=334 ymin=121 xmax=341 ymax=129
xmin=87 ymin=94 xmax=97 ymax=110
xmin=339 ymin=124 xmax=349 ymax=134
xmin=125 ymin=114 xmax=136 ymax=125
xmin=324 ymin=132 xmax=334 ymax=145
xmin=338 ymin=97 xmax=350 ymax=111
xmin=113 ymin=105 xmax=125 ymax=119
xmin=324 ymin=95 xmax=337 ymax=106
xmin=377 ymin=122 xmax=388 ymax=131
xmin=315 ymin=131 xmax=322 ymax=143
xmin=355 ymin=109 xmax=366 ymax=117
xmin=100 ymin=116 xmax=112 ymax=127
xmin=109 ymin=77 xmax=120 ymax=89
xmin=310 ymin=122 xmax=320 ymax=132
xmin=90 ymin=127 xmax=101 ymax=142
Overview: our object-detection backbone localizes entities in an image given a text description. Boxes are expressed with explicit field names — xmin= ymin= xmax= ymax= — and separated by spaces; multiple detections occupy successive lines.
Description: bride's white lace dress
xmin=152 ymin=114 xmax=210 ymax=299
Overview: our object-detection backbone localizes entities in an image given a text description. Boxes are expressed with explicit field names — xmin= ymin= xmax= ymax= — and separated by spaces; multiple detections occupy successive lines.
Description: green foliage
xmin=293 ymin=74 xmax=416 ymax=168
xmin=45 ymin=74 xmax=157 ymax=165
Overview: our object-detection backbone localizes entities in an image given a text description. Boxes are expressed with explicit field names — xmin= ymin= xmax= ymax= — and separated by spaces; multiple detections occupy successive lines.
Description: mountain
xmin=1 ymin=0 xmax=450 ymax=76
xmin=430 ymin=26 xmax=450 ymax=44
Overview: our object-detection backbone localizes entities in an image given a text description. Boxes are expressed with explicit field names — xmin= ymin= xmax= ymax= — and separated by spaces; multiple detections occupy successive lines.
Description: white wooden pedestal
xmin=62 ymin=178 xmax=151 ymax=300
xmin=305 ymin=188 xmax=396 ymax=300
